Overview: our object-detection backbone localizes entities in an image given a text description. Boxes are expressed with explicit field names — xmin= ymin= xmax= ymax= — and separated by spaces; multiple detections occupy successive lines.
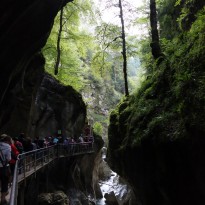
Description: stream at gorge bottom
xmin=96 ymin=147 xmax=131 ymax=205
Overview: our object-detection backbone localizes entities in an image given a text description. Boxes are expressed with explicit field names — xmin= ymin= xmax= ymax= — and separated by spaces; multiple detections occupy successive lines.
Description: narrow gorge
xmin=0 ymin=0 xmax=205 ymax=205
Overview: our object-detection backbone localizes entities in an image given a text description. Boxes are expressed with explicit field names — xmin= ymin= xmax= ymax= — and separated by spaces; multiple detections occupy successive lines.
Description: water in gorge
xmin=96 ymin=147 xmax=131 ymax=205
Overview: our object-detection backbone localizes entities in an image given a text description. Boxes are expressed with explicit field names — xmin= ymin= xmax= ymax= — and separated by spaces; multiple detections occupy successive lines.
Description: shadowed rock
xmin=28 ymin=74 xmax=86 ymax=138
xmin=38 ymin=191 xmax=69 ymax=205
xmin=0 ymin=0 xmax=73 ymax=134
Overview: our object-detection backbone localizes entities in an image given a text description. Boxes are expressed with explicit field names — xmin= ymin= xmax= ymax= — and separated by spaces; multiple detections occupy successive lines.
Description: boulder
xmin=38 ymin=191 xmax=69 ymax=205
xmin=104 ymin=191 xmax=119 ymax=205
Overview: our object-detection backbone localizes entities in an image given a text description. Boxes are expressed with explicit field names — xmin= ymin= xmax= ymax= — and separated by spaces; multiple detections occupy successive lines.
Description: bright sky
xmin=94 ymin=0 xmax=145 ymax=35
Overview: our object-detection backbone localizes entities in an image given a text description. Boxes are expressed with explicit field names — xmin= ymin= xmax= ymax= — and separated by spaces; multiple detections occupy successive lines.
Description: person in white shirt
xmin=0 ymin=134 xmax=12 ymax=205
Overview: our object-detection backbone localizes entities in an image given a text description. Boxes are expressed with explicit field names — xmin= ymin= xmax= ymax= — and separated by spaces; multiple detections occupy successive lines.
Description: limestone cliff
xmin=0 ymin=0 xmax=72 ymax=135
xmin=27 ymin=74 xmax=86 ymax=138
xmin=107 ymin=1 xmax=205 ymax=205
xmin=0 ymin=1 xmax=105 ymax=205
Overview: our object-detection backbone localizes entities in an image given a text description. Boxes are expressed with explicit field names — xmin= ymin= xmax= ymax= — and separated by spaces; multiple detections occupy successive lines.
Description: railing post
xmin=34 ymin=151 xmax=37 ymax=178
xmin=57 ymin=144 xmax=59 ymax=158
xmin=9 ymin=159 xmax=19 ymax=205
xmin=19 ymin=185 xmax=25 ymax=205
xmin=42 ymin=150 xmax=44 ymax=166
xmin=9 ymin=144 xmax=95 ymax=205
xmin=23 ymin=157 xmax=26 ymax=186
xmin=46 ymin=168 xmax=49 ymax=192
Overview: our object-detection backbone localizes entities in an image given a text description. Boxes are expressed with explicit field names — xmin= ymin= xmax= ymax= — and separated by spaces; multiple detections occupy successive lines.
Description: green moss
xmin=118 ymin=100 xmax=129 ymax=114
xmin=106 ymin=3 xmax=205 ymax=201
xmin=109 ymin=109 xmax=119 ymax=124
xmin=108 ymin=4 xmax=205 ymax=164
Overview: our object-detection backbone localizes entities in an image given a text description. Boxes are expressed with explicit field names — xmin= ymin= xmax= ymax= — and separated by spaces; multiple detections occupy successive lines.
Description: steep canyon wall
xmin=107 ymin=1 xmax=205 ymax=205
xmin=0 ymin=0 xmax=73 ymax=136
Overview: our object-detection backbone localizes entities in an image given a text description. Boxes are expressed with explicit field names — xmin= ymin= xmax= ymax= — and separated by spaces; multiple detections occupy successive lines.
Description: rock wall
xmin=0 ymin=0 xmax=72 ymax=135
xmin=107 ymin=1 xmax=205 ymax=205
xmin=0 ymin=1 xmax=105 ymax=205
xmin=0 ymin=53 xmax=44 ymax=136
xmin=27 ymin=74 xmax=86 ymax=138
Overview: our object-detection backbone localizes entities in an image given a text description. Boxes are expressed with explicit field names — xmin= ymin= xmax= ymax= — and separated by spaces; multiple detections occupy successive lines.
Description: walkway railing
xmin=9 ymin=142 xmax=94 ymax=205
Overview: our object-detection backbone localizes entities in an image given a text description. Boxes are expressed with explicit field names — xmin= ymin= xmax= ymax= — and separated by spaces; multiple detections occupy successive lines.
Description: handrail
xmin=9 ymin=157 xmax=19 ymax=205
xmin=9 ymin=142 xmax=94 ymax=205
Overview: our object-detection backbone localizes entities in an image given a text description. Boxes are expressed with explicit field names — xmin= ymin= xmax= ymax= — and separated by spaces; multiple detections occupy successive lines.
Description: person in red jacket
xmin=9 ymin=140 xmax=19 ymax=180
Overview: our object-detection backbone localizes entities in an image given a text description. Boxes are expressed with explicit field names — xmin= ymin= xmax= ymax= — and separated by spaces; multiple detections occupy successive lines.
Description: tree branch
xmin=54 ymin=8 xmax=63 ymax=75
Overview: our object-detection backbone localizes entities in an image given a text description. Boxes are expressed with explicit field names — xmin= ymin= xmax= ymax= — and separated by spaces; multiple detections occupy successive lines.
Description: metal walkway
xmin=9 ymin=142 xmax=94 ymax=205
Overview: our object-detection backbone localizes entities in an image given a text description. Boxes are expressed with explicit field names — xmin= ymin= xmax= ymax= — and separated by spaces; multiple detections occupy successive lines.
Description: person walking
xmin=9 ymin=140 xmax=19 ymax=182
xmin=0 ymin=134 xmax=12 ymax=205
xmin=13 ymin=137 xmax=23 ymax=154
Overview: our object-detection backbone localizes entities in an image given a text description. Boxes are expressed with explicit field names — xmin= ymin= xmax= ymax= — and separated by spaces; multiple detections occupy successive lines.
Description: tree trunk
xmin=150 ymin=0 xmax=162 ymax=60
xmin=54 ymin=8 xmax=63 ymax=75
xmin=119 ymin=0 xmax=129 ymax=97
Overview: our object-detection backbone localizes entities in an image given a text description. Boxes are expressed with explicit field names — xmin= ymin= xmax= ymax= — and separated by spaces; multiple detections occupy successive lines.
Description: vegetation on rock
xmin=109 ymin=0 xmax=205 ymax=151
xmin=107 ymin=1 xmax=205 ymax=203
xmin=43 ymin=0 xmax=143 ymax=140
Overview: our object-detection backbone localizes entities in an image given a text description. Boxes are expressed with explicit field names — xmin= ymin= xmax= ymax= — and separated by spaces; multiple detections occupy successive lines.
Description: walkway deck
xmin=8 ymin=143 xmax=94 ymax=205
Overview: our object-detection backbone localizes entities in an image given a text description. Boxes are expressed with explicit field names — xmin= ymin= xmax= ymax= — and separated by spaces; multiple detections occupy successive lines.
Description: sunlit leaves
xmin=43 ymin=0 xmax=94 ymax=91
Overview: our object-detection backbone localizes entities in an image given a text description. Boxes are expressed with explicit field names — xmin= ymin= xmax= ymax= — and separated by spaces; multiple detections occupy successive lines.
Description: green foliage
xmin=108 ymin=2 xmax=205 ymax=151
xmin=177 ymin=7 xmax=190 ymax=30
xmin=93 ymin=122 xmax=103 ymax=136
xmin=91 ymin=50 xmax=112 ymax=78
xmin=175 ymin=0 xmax=205 ymax=31
xmin=158 ymin=0 xmax=181 ymax=39
xmin=94 ymin=21 xmax=143 ymax=94
xmin=175 ymin=0 xmax=182 ymax=6
xmin=43 ymin=0 xmax=146 ymax=141
xmin=93 ymin=23 xmax=122 ymax=81
xmin=43 ymin=0 xmax=94 ymax=91
xmin=137 ymin=38 xmax=153 ymax=75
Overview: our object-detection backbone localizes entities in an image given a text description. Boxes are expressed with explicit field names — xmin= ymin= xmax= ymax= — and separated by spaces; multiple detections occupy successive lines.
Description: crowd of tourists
xmin=0 ymin=134 xmax=21 ymax=205
xmin=0 ymin=124 xmax=93 ymax=205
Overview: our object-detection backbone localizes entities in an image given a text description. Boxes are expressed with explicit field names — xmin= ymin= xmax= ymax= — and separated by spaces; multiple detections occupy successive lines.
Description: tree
xmin=94 ymin=0 xmax=131 ymax=96
xmin=149 ymin=0 xmax=162 ymax=60
xmin=43 ymin=0 xmax=94 ymax=91
xmin=119 ymin=0 xmax=129 ymax=96
xmin=54 ymin=8 xmax=63 ymax=75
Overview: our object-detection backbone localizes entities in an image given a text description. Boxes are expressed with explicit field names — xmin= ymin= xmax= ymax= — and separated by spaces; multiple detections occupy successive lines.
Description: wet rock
xmin=98 ymin=159 xmax=112 ymax=181
xmin=71 ymin=200 xmax=82 ymax=205
xmin=104 ymin=191 xmax=119 ymax=205
xmin=38 ymin=191 xmax=69 ymax=205
xmin=94 ymin=182 xmax=103 ymax=199
xmin=67 ymin=188 xmax=94 ymax=205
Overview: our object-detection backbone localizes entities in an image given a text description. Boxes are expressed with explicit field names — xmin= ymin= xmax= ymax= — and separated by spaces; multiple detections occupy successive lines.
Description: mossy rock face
xmin=108 ymin=3 xmax=205 ymax=205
